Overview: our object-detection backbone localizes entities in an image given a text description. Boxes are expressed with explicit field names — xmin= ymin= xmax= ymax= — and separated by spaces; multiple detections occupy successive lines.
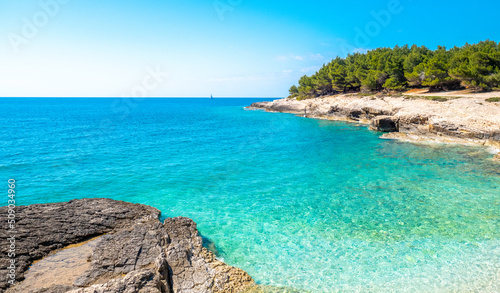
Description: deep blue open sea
xmin=1 ymin=98 xmax=499 ymax=292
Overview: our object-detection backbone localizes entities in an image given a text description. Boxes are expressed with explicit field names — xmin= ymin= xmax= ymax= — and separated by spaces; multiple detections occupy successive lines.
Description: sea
xmin=1 ymin=98 xmax=499 ymax=292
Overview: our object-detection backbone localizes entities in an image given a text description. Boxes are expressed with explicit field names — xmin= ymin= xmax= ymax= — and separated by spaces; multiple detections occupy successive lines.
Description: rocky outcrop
xmin=164 ymin=217 xmax=253 ymax=293
xmin=249 ymin=100 xmax=306 ymax=114
xmin=72 ymin=217 xmax=170 ymax=289
xmin=0 ymin=199 xmax=254 ymax=293
xmin=249 ymin=95 xmax=500 ymax=156
xmin=0 ymin=198 xmax=160 ymax=291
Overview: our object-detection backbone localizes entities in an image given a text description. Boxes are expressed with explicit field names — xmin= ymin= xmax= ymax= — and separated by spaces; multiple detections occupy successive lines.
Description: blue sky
xmin=0 ymin=0 xmax=499 ymax=97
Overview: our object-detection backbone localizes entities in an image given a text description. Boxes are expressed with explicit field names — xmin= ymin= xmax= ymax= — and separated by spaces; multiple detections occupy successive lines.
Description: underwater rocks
xmin=0 ymin=199 xmax=254 ymax=293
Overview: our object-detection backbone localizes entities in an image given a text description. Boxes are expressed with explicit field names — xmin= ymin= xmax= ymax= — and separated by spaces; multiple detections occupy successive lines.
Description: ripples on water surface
xmin=1 ymin=98 xmax=499 ymax=292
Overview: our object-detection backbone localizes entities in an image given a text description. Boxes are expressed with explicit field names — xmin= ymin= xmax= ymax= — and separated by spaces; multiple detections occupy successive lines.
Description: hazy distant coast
xmin=249 ymin=92 xmax=500 ymax=161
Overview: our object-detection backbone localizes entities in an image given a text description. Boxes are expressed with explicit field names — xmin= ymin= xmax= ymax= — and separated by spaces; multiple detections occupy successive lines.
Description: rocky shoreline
xmin=249 ymin=95 xmax=500 ymax=161
xmin=0 ymin=199 xmax=254 ymax=293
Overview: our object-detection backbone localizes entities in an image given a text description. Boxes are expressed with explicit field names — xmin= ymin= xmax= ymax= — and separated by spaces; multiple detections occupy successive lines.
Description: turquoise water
xmin=1 ymin=98 xmax=499 ymax=292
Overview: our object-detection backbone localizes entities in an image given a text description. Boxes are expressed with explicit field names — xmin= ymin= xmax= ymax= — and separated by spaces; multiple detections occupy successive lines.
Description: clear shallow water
xmin=1 ymin=98 xmax=499 ymax=292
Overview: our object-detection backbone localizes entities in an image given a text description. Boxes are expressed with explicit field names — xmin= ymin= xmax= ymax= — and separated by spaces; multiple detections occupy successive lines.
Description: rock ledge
xmin=0 ymin=198 xmax=254 ymax=293
xmin=249 ymin=95 xmax=500 ymax=158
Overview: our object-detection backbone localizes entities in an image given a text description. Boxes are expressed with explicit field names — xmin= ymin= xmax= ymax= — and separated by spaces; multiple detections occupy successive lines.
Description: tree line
xmin=289 ymin=40 xmax=500 ymax=99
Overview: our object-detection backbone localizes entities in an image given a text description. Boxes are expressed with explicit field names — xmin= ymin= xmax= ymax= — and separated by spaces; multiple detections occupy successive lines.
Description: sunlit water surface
xmin=1 ymin=98 xmax=499 ymax=292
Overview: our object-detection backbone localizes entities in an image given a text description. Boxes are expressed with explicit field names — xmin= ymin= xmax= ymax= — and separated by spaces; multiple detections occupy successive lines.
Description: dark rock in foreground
xmin=0 ymin=199 xmax=254 ymax=293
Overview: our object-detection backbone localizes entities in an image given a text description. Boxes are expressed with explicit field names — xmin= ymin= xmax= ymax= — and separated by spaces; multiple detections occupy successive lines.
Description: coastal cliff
xmin=249 ymin=95 xmax=500 ymax=158
xmin=0 ymin=199 xmax=254 ymax=293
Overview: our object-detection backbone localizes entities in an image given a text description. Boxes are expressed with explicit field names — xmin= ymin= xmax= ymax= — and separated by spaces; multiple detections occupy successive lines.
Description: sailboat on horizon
xmin=210 ymin=94 xmax=213 ymax=99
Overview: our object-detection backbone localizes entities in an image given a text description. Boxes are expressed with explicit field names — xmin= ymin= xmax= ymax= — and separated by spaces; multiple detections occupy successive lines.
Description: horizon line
xmin=0 ymin=96 xmax=284 ymax=99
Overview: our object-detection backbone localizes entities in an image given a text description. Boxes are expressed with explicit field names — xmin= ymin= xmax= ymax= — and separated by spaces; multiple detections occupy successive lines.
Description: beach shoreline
xmin=248 ymin=93 xmax=500 ymax=161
